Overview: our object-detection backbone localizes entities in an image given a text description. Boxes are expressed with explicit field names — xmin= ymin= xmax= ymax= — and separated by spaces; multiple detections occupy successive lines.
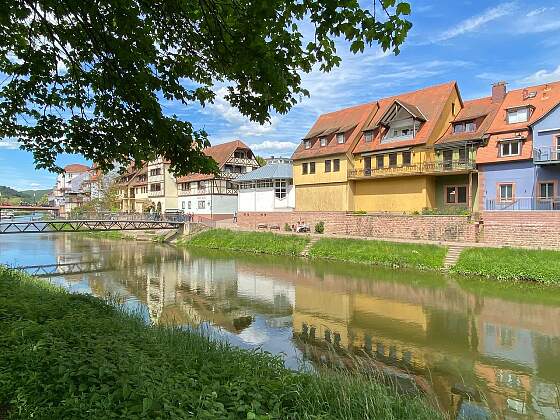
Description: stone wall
xmin=481 ymin=211 xmax=560 ymax=248
xmin=237 ymin=211 xmax=479 ymax=243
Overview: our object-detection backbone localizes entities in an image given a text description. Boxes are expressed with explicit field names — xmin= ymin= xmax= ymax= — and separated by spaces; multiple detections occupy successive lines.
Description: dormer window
xmin=507 ymin=107 xmax=530 ymax=124
xmin=453 ymin=121 xmax=476 ymax=134
xmin=336 ymin=133 xmax=345 ymax=144
xmin=304 ymin=140 xmax=311 ymax=149
xmin=364 ymin=131 xmax=373 ymax=143
xmin=320 ymin=137 xmax=327 ymax=147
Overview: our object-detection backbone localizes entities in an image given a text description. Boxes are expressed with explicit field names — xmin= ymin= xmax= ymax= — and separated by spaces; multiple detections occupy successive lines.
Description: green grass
xmin=309 ymin=238 xmax=447 ymax=270
xmin=453 ymin=247 xmax=560 ymax=284
xmin=0 ymin=267 xmax=441 ymax=419
xmin=180 ymin=229 xmax=310 ymax=256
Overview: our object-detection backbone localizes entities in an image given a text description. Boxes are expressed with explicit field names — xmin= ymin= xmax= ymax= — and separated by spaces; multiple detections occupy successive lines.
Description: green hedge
xmin=181 ymin=229 xmax=309 ymax=256
xmin=453 ymin=247 xmax=560 ymax=284
xmin=0 ymin=267 xmax=441 ymax=419
xmin=309 ymin=238 xmax=447 ymax=270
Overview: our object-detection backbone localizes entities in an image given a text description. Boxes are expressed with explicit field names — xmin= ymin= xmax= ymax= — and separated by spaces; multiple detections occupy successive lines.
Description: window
xmin=149 ymin=168 xmax=161 ymax=176
xmin=389 ymin=153 xmax=397 ymax=167
xmin=198 ymin=181 xmax=206 ymax=189
xmin=304 ymin=140 xmax=311 ymax=149
xmin=539 ymin=182 xmax=555 ymax=200
xmin=333 ymin=159 xmax=340 ymax=172
xmin=325 ymin=160 xmax=331 ymax=173
xmin=364 ymin=131 xmax=374 ymax=143
xmin=198 ymin=201 xmax=205 ymax=209
xmin=458 ymin=148 xmax=467 ymax=164
xmin=309 ymin=162 xmax=316 ymax=174
xmin=498 ymin=183 xmax=514 ymax=202
xmin=275 ymin=180 xmax=287 ymax=199
xmin=257 ymin=180 xmax=273 ymax=188
xmin=453 ymin=121 xmax=476 ymax=133
xmin=445 ymin=185 xmax=468 ymax=204
xmin=364 ymin=157 xmax=372 ymax=174
xmin=402 ymin=151 xmax=411 ymax=166
xmin=336 ymin=133 xmax=345 ymax=144
xmin=150 ymin=183 xmax=161 ymax=192
xmin=376 ymin=155 xmax=384 ymax=169
xmin=507 ymin=107 xmax=529 ymax=124
xmin=302 ymin=163 xmax=308 ymax=175
xmin=181 ymin=201 xmax=185 ymax=209
xmin=320 ymin=137 xmax=327 ymax=147
xmin=188 ymin=201 xmax=191 ymax=209
xmin=500 ymin=140 xmax=521 ymax=157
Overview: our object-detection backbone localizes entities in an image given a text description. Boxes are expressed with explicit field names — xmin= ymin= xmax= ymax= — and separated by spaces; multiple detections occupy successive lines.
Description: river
xmin=1 ymin=232 xmax=559 ymax=419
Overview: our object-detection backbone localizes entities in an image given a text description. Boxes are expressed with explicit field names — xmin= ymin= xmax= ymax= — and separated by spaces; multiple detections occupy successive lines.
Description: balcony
xmin=227 ymin=157 xmax=256 ymax=166
xmin=486 ymin=197 xmax=560 ymax=211
xmin=534 ymin=147 xmax=560 ymax=165
xmin=148 ymin=188 xmax=164 ymax=197
xmin=149 ymin=173 xmax=165 ymax=182
xmin=348 ymin=159 xmax=476 ymax=179
xmin=219 ymin=171 xmax=241 ymax=180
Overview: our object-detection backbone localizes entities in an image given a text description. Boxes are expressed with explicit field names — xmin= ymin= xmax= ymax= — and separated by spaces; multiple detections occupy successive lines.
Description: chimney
xmin=492 ymin=81 xmax=507 ymax=103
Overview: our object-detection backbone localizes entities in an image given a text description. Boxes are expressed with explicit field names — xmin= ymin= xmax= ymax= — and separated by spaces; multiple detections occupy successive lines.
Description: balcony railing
xmin=149 ymin=173 xmax=165 ymax=182
xmin=178 ymin=187 xmax=238 ymax=196
xmin=219 ymin=171 xmax=241 ymax=180
xmin=486 ymin=197 xmax=560 ymax=211
xmin=534 ymin=147 xmax=560 ymax=164
xmin=348 ymin=159 xmax=476 ymax=179
xmin=148 ymin=189 xmax=164 ymax=197
xmin=227 ymin=157 xmax=257 ymax=166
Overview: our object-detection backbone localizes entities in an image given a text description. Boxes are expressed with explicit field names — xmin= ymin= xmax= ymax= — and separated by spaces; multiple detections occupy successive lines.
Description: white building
xmin=236 ymin=160 xmax=294 ymax=212
xmin=176 ymin=140 xmax=259 ymax=220
xmin=49 ymin=163 xmax=91 ymax=214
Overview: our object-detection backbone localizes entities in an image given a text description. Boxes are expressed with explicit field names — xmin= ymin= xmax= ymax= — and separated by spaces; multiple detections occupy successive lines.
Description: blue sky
xmin=1 ymin=0 xmax=560 ymax=190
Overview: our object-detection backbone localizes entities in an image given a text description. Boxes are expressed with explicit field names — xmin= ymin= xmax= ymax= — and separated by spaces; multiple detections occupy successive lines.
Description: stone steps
xmin=300 ymin=236 xmax=320 ymax=257
xmin=444 ymin=245 xmax=466 ymax=269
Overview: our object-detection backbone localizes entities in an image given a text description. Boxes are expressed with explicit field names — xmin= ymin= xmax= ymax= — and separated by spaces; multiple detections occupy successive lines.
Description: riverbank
xmin=0 ymin=267 xmax=441 ymax=419
xmin=180 ymin=229 xmax=447 ymax=270
xmin=453 ymin=247 xmax=560 ymax=285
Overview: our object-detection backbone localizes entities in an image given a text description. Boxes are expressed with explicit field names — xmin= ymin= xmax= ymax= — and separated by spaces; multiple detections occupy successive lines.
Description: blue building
xmin=478 ymin=82 xmax=560 ymax=211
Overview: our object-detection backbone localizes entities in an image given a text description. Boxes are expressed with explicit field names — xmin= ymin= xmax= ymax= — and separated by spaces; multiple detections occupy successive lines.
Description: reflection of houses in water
xmin=289 ymin=271 xmax=560 ymax=419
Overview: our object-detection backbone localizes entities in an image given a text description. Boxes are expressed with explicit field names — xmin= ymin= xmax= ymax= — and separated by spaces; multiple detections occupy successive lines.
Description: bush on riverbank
xmin=309 ymin=238 xmax=447 ymax=270
xmin=181 ymin=229 xmax=309 ymax=256
xmin=453 ymin=247 xmax=560 ymax=284
xmin=0 ymin=267 xmax=441 ymax=419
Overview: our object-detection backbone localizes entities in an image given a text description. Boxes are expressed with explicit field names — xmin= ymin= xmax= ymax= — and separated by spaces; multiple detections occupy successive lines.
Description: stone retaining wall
xmin=237 ymin=211 xmax=479 ymax=243
xmin=481 ymin=211 xmax=560 ymax=248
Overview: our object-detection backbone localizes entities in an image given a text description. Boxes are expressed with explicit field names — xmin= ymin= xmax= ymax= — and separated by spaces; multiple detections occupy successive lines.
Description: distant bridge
xmin=0 ymin=218 xmax=181 ymax=234
xmin=0 ymin=205 xmax=60 ymax=220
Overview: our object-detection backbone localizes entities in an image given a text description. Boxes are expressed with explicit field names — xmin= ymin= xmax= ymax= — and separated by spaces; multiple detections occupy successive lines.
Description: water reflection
xmin=1 ymin=233 xmax=560 ymax=419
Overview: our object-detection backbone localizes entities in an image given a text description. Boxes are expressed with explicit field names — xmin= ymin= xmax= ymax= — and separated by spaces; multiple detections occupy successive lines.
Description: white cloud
xmin=30 ymin=183 xmax=41 ymax=187
xmin=250 ymin=140 xmax=299 ymax=152
xmin=518 ymin=65 xmax=560 ymax=85
xmin=527 ymin=7 xmax=554 ymax=17
xmin=0 ymin=140 xmax=20 ymax=150
xmin=429 ymin=2 xmax=516 ymax=43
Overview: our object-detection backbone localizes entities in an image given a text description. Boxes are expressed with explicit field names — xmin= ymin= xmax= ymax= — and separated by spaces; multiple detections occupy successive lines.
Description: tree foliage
xmin=0 ymin=0 xmax=412 ymax=175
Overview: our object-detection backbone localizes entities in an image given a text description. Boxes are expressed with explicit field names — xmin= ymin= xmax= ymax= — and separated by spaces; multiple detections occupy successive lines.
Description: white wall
xmin=178 ymin=194 xmax=237 ymax=215
xmin=238 ymin=185 xmax=295 ymax=212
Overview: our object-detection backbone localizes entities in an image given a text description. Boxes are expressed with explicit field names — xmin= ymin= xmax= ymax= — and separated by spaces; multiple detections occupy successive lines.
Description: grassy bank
xmin=80 ymin=231 xmax=134 ymax=240
xmin=453 ymin=247 xmax=560 ymax=284
xmin=309 ymin=238 xmax=447 ymax=270
xmin=0 ymin=267 xmax=440 ymax=419
xmin=180 ymin=228 xmax=309 ymax=256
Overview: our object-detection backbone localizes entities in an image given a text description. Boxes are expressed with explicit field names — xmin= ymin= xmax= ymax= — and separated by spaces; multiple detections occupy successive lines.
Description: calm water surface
xmin=1 ymin=232 xmax=560 ymax=419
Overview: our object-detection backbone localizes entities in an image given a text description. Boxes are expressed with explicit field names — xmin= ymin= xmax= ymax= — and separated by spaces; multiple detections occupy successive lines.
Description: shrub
xmin=284 ymin=222 xmax=292 ymax=232
xmin=314 ymin=221 xmax=325 ymax=234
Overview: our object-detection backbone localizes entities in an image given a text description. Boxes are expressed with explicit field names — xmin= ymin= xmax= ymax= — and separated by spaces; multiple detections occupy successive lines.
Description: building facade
xmin=176 ymin=140 xmax=259 ymax=220
xmin=479 ymin=81 xmax=560 ymax=211
xmin=236 ymin=160 xmax=295 ymax=212
xmin=49 ymin=163 xmax=91 ymax=214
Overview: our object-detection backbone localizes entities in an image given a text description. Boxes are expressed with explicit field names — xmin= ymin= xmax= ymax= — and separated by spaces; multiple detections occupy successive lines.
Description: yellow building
xmin=291 ymin=103 xmax=375 ymax=211
xmin=292 ymin=81 xmax=499 ymax=213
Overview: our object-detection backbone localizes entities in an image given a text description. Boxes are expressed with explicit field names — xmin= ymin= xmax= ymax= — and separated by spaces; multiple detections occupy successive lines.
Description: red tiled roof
xmin=64 ymin=163 xmax=90 ymax=173
xmin=176 ymin=140 xmax=253 ymax=183
xmin=478 ymin=80 xmax=560 ymax=164
xmin=437 ymin=96 xmax=501 ymax=145
xmin=353 ymin=81 xmax=458 ymax=154
xmin=292 ymin=103 xmax=376 ymax=160
xmin=487 ymin=81 xmax=560 ymax=134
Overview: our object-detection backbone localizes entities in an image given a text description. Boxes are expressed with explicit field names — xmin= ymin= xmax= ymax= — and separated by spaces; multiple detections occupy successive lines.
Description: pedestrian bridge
xmin=0 ymin=216 xmax=182 ymax=234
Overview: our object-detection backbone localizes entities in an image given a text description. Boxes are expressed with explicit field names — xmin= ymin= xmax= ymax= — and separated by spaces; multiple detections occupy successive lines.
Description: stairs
xmin=444 ymin=245 xmax=465 ymax=269
xmin=300 ymin=236 xmax=320 ymax=257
